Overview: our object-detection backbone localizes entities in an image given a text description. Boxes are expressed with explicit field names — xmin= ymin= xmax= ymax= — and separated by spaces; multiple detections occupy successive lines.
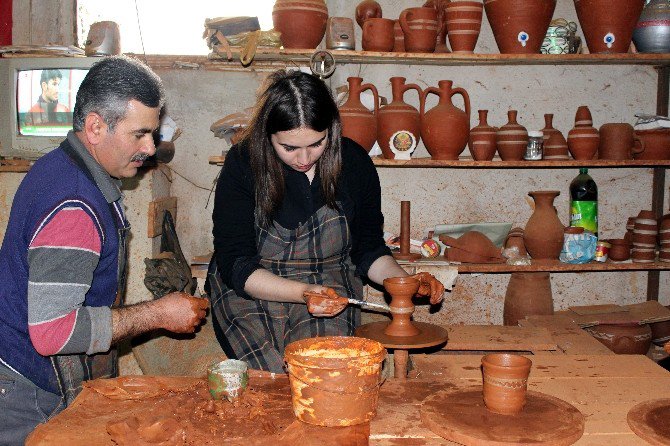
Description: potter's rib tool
xmin=347 ymin=298 xmax=391 ymax=313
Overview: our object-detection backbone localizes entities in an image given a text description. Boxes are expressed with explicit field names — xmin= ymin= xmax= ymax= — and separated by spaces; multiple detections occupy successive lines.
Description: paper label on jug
xmin=570 ymin=201 xmax=598 ymax=234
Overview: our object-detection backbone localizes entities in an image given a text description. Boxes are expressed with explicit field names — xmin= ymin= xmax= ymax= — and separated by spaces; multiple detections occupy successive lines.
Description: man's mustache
xmin=130 ymin=153 xmax=149 ymax=163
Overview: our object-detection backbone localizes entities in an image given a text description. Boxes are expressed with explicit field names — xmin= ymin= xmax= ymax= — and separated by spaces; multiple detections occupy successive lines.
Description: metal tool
xmin=347 ymin=298 xmax=391 ymax=313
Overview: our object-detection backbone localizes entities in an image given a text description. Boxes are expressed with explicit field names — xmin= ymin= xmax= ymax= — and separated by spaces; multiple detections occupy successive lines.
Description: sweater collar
xmin=66 ymin=131 xmax=122 ymax=204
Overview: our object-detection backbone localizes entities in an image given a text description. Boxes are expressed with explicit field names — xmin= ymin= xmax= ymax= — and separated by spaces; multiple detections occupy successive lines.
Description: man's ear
xmin=84 ymin=113 xmax=105 ymax=145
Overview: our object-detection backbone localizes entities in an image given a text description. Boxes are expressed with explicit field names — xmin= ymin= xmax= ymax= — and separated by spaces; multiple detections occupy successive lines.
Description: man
xmin=0 ymin=56 xmax=209 ymax=445
xmin=27 ymin=69 xmax=71 ymax=125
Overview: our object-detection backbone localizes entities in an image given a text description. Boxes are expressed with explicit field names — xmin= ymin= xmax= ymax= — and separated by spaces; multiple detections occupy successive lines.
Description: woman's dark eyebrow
xmin=281 ymin=134 xmax=327 ymax=149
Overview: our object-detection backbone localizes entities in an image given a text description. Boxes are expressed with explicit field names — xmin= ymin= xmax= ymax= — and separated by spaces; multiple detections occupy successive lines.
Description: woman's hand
xmin=410 ymin=272 xmax=445 ymax=305
xmin=303 ymin=287 xmax=349 ymax=317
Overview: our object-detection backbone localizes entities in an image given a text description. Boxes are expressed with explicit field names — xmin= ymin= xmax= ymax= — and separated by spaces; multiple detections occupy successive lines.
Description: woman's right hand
xmin=303 ymin=287 xmax=349 ymax=317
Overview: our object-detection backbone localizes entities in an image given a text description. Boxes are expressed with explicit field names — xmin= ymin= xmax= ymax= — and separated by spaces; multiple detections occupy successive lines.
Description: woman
xmin=206 ymin=70 xmax=444 ymax=373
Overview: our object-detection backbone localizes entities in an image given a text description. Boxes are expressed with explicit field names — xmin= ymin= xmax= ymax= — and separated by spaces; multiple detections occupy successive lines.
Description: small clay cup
xmin=208 ymin=359 xmax=249 ymax=401
xmin=598 ymin=123 xmax=645 ymax=160
xmin=362 ymin=18 xmax=395 ymax=51
xmin=608 ymin=238 xmax=630 ymax=261
xmin=481 ymin=353 xmax=532 ymax=415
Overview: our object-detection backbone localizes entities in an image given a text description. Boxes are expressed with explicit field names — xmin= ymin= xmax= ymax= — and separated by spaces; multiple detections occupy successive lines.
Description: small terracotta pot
xmin=541 ymin=114 xmax=569 ymax=160
xmin=585 ymin=322 xmax=652 ymax=354
xmin=469 ymin=110 xmax=497 ymax=161
xmin=496 ymin=110 xmax=528 ymax=161
xmin=355 ymin=0 xmax=382 ymax=28
xmin=399 ymin=7 xmax=440 ymax=53
xmin=445 ymin=1 xmax=483 ymax=53
xmin=272 ymin=0 xmax=329 ymax=49
xmin=598 ymin=123 xmax=644 ymax=160
xmin=383 ymin=277 xmax=420 ymax=337
xmin=481 ymin=353 xmax=532 ymax=415
xmin=362 ymin=18 xmax=395 ymax=52
xmin=524 ymin=190 xmax=565 ymax=260
xmin=567 ymin=106 xmax=599 ymax=160
xmin=608 ymin=239 xmax=631 ymax=261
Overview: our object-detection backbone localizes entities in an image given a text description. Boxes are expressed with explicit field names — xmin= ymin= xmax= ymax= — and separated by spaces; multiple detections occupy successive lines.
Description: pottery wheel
xmin=421 ymin=387 xmax=584 ymax=446
xmin=627 ymin=398 xmax=670 ymax=445
xmin=355 ymin=321 xmax=448 ymax=349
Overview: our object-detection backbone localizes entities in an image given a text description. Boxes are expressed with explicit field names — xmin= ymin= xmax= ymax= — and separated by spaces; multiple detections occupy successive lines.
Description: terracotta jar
xmin=574 ymin=0 xmax=645 ymax=53
xmin=362 ymin=18 xmax=395 ymax=52
xmin=634 ymin=129 xmax=670 ymax=160
xmin=567 ymin=106 xmax=599 ymax=160
xmin=481 ymin=354 xmax=532 ymax=415
xmin=503 ymin=227 xmax=528 ymax=257
xmin=504 ymin=272 xmax=553 ymax=326
xmin=399 ymin=7 xmax=440 ymax=53
xmin=484 ymin=0 xmax=557 ymax=54
xmin=608 ymin=239 xmax=631 ymax=261
xmin=272 ymin=0 xmax=329 ymax=49
xmin=383 ymin=276 xmax=420 ymax=337
xmin=524 ymin=190 xmax=564 ymax=260
xmin=599 ymin=123 xmax=644 ymax=160
xmin=378 ymin=77 xmax=423 ymax=159
xmin=393 ymin=20 xmax=405 ymax=52
xmin=633 ymin=0 xmax=670 ymax=53
xmin=420 ymin=80 xmax=471 ymax=160
xmin=355 ymin=0 xmax=382 ymax=28
xmin=424 ymin=0 xmax=451 ymax=53
xmin=445 ymin=1 xmax=483 ymax=53
xmin=469 ymin=110 xmax=497 ymax=161
xmin=340 ymin=77 xmax=379 ymax=152
xmin=496 ymin=110 xmax=528 ymax=161
xmin=585 ymin=322 xmax=652 ymax=354
xmin=541 ymin=113 xmax=569 ymax=160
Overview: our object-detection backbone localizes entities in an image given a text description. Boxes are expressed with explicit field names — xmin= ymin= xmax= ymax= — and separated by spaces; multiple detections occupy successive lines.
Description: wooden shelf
xmin=397 ymin=258 xmax=670 ymax=273
xmin=209 ymin=154 xmax=670 ymax=168
xmin=0 ymin=159 xmax=32 ymax=172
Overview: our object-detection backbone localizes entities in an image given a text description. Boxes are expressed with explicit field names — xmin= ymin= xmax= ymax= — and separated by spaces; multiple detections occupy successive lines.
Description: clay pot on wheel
xmin=496 ymin=110 xmax=528 ymax=161
xmin=574 ymin=0 xmax=645 ymax=53
xmin=503 ymin=272 xmax=554 ymax=326
xmin=339 ymin=77 xmax=379 ymax=152
xmin=524 ymin=190 xmax=565 ymax=260
xmin=585 ymin=322 xmax=652 ymax=354
xmin=383 ymin=277 xmax=420 ymax=337
xmin=272 ymin=0 xmax=329 ymax=49
xmin=420 ymin=80 xmax=471 ymax=160
xmin=481 ymin=353 xmax=532 ymax=415
xmin=484 ymin=0 xmax=557 ymax=54
xmin=378 ymin=77 xmax=422 ymax=159
xmin=469 ymin=110 xmax=497 ymax=161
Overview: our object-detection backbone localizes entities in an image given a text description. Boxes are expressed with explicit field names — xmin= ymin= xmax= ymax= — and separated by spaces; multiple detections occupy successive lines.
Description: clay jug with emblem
xmin=378 ymin=77 xmax=423 ymax=159
xmin=524 ymin=190 xmax=565 ymax=260
xmin=574 ymin=0 xmax=645 ymax=53
xmin=272 ymin=0 xmax=329 ymax=49
xmin=399 ymin=7 xmax=441 ymax=53
xmin=340 ymin=77 xmax=379 ymax=152
xmin=420 ymin=80 xmax=471 ymax=160
xmin=503 ymin=272 xmax=554 ymax=326
xmin=484 ymin=0 xmax=557 ymax=53
xmin=468 ymin=110 xmax=497 ymax=161
xmin=496 ymin=110 xmax=528 ymax=161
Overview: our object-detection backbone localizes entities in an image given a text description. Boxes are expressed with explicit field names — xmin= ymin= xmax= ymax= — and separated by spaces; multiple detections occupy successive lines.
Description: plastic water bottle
xmin=570 ymin=168 xmax=598 ymax=237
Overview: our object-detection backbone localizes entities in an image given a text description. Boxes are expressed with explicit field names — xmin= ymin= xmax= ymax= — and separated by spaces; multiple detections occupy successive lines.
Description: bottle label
xmin=570 ymin=200 xmax=598 ymax=233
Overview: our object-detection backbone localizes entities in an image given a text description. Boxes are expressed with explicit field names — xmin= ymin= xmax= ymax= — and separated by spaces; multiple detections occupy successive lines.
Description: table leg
xmin=394 ymin=349 xmax=409 ymax=380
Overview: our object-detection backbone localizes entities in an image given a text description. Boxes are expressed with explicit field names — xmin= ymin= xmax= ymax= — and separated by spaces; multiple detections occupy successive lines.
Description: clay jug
xmin=383 ymin=277 xmax=420 ymax=337
xmin=496 ymin=110 xmax=528 ymax=161
xmin=484 ymin=0 xmax=557 ymax=54
xmin=393 ymin=20 xmax=405 ymax=52
xmin=524 ymin=190 xmax=564 ymax=260
xmin=340 ymin=77 xmax=379 ymax=152
xmin=567 ymin=106 xmax=599 ymax=160
xmin=503 ymin=272 xmax=554 ymax=326
xmin=362 ymin=18 xmax=395 ymax=52
xmin=420 ymin=80 xmax=471 ymax=160
xmin=445 ymin=1 xmax=483 ymax=53
xmin=272 ymin=0 xmax=329 ymax=49
xmin=355 ymin=0 xmax=382 ymax=28
xmin=399 ymin=7 xmax=440 ymax=53
xmin=468 ymin=110 xmax=497 ymax=161
xmin=585 ymin=322 xmax=652 ymax=354
xmin=599 ymin=123 xmax=644 ymax=160
xmin=541 ymin=114 xmax=569 ymax=160
xmin=378 ymin=77 xmax=423 ymax=160
xmin=634 ymin=128 xmax=670 ymax=160
xmin=575 ymin=0 xmax=645 ymax=53
xmin=633 ymin=0 xmax=670 ymax=54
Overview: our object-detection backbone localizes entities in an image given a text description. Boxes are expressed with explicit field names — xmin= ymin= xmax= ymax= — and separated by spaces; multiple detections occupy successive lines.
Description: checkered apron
xmin=207 ymin=204 xmax=363 ymax=373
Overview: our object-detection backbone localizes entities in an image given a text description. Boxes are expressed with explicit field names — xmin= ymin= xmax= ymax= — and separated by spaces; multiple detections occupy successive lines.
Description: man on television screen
xmin=0 ymin=56 xmax=209 ymax=445
xmin=26 ymin=69 xmax=72 ymax=125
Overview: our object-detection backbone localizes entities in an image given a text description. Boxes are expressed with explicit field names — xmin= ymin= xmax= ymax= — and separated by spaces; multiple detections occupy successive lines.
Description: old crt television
xmin=0 ymin=57 xmax=96 ymax=159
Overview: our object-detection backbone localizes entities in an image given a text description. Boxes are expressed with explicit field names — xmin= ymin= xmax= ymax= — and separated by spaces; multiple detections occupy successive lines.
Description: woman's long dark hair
xmin=242 ymin=70 xmax=342 ymax=228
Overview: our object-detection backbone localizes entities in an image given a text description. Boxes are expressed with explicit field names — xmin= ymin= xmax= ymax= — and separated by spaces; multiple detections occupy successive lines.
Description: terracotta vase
xmin=496 ymin=110 xmax=528 ymax=161
xmin=355 ymin=0 xmax=382 ymax=28
xmin=567 ymin=106 xmax=599 ymax=160
xmin=393 ymin=20 xmax=405 ymax=52
xmin=399 ymin=7 xmax=440 ymax=53
xmin=362 ymin=18 xmax=395 ymax=52
xmin=524 ymin=190 xmax=564 ymax=260
xmin=541 ymin=114 xmax=569 ymax=160
xmin=503 ymin=227 xmax=527 ymax=257
xmin=608 ymin=239 xmax=631 ymax=261
xmin=272 ymin=0 xmax=329 ymax=49
xmin=574 ymin=0 xmax=645 ymax=53
xmin=383 ymin=277 xmax=420 ymax=337
xmin=468 ymin=110 xmax=497 ymax=161
xmin=503 ymin=272 xmax=554 ymax=326
xmin=340 ymin=77 xmax=379 ymax=152
xmin=585 ymin=322 xmax=652 ymax=354
xmin=445 ymin=1 xmax=483 ymax=53
xmin=378 ymin=77 xmax=423 ymax=160
xmin=481 ymin=353 xmax=532 ymax=415
xmin=633 ymin=0 xmax=670 ymax=54
xmin=420 ymin=80 xmax=471 ymax=160
xmin=634 ymin=129 xmax=670 ymax=160
xmin=484 ymin=0 xmax=557 ymax=54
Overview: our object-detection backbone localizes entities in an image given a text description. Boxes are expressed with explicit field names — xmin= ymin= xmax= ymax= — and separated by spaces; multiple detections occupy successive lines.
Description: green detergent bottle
xmin=570 ymin=168 xmax=598 ymax=236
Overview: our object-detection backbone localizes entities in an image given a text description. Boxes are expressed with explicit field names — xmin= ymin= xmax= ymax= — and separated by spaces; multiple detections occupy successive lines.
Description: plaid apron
xmin=207 ymin=204 xmax=363 ymax=373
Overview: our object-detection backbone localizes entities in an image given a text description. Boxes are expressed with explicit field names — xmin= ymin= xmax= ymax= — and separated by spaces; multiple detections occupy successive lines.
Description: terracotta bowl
xmin=608 ymin=239 xmax=630 ymax=261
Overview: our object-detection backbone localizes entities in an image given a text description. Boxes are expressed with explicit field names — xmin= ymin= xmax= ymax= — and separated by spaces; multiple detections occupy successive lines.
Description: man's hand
xmin=155 ymin=292 xmax=209 ymax=333
xmin=303 ymin=288 xmax=349 ymax=318
xmin=410 ymin=272 xmax=445 ymax=305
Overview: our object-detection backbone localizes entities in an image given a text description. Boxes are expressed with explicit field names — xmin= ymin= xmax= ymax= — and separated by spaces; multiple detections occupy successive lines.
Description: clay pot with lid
xmin=383 ymin=276 xmax=420 ymax=337
xmin=524 ymin=190 xmax=565 ymax=260
xmin=496 ymin=110 xmax=528 ymax=161
xmin=355 ymin=0 xmax=382 ymax=28
xmin=504 ymin=272 xmax=553 ymax=326
xmin=574 ymin=0 xmax=645 ymax=53
xmin=362 ymin=18 xmax=395 ymax=52
xmin=272 ymin=0 xmax=329 ymax=49
xmin=634 ymin=128 xmax=670 ymax=160
xmin=399 ymin=7 xmax=441 ymax=53
xmin=585 ymin=322 xmax=652 ymax=354
xmin=484 ymin=0 xmax=557 ymax=54
xmin=420 ymin=80 xmax=471 ymax=160
xmin=340 ymin=77 xmax=379 ymax=152
xmin=445 ymin=1 xmax=483 ymax=53
xmin=469 ymin=110 xmax=497 ymax=161
xmin=378 ymin=77 xmax=422 ymax=159
xmin=567 ymin=106 xmax=599 ymax=160
xmin=633 ymin=0 xmax=670 ymax=54
xmin=541 ymin=114 xmax=569 ymax=160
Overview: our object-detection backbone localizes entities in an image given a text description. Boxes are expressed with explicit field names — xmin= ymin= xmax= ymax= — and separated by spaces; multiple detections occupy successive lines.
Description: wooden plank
xmin=520 ymin=315 xmax=615 ymax=355
xmin=444 ymin=325 xmax=557 ymax=352
xmin=147 ymin=197 xmax=177 ymax=238
xmin=559 ymin=300 xmax=670 ymax=326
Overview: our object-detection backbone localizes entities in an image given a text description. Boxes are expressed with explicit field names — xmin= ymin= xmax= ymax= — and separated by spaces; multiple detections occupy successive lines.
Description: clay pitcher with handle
xmin=378 ymin=77 xmax=423 ymax=159
xmin=340 ymin=77 xmax=380 ymax=152
xmin=420 ymin=80 xmax=471 ymax=160
xmin=399 ymin=7 xmax=441 ymax=52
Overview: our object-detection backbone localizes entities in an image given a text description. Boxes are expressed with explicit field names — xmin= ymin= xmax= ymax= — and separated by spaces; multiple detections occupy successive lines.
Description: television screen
xmin=16 ymin=68 xmax=88 ymax=137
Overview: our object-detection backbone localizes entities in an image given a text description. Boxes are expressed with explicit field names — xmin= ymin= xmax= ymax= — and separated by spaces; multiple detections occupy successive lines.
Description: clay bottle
xmin=340 ymin=77 xmax=379 ymax=152
xmin=575 ymin=0 xmax=645 ymax=53
xmin=272 ymin=0 xmax=329 ymax=49
xmin=420 ymin=80 xmax=471 ymax=160
xmin=567 ymin=105 xmax=599 ymax=160
xmin=523 ymin=190 xmax=565 ymax=260
xmin=496 ymin=110 xmax=528 ymax=161
xmin=378 ymin=77 xmax=423 ymax=159
xmin=541 ymin=113 xmax=569 ymax=159
xmin=503 ymin=272 xmax=554 ymax=326
xmin=468 ymin=110 xmax=497 ymax=161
